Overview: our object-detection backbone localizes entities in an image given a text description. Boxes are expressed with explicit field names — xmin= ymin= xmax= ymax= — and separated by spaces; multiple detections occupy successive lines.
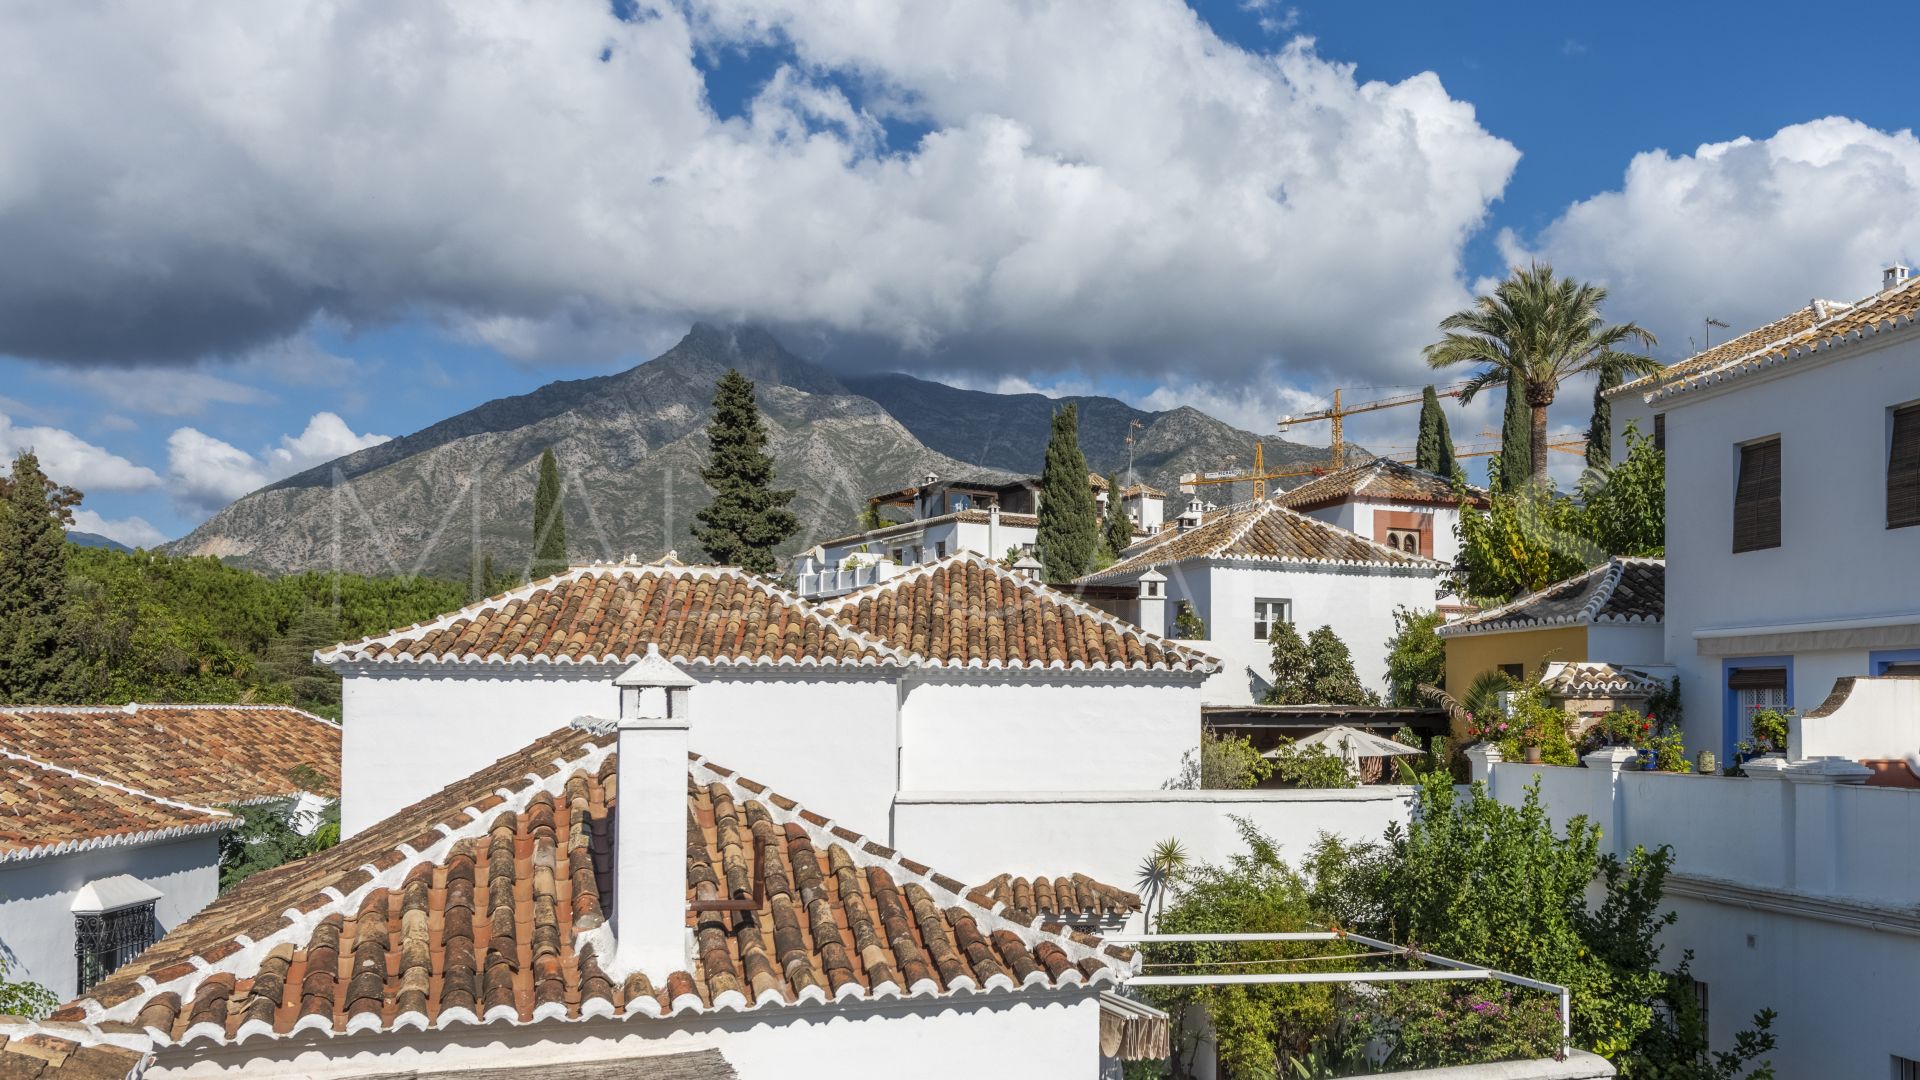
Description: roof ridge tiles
xmin=1438 ymin=556 xmax=1665 ymax=638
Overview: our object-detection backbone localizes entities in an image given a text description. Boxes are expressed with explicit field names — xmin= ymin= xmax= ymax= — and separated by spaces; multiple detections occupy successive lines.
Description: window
xmin=1732 ymin=438 xmax=1781 ymax=552
xmin=935 ymin=541 xmax=947 ymax=558
xmin=76 ymin=902 xmax=156 ymax=993
xmin=1252 ymin=598 xmax=1291 ymax=641
xmin=1499 ymin=663 xmax=1525 ymax=682
xmin=1894 ymin=1055 xmax=1920 ymax=1080
xmin=1653 ymin=413 xmax=1666 ymax=452
xmin=1385 ymin=528 xmax=1421 ymax=556
xmin=1889 ymin=403 xmax=1920 ymax=528
xmin=1728 ymin=666 xmax=1788 ymax=745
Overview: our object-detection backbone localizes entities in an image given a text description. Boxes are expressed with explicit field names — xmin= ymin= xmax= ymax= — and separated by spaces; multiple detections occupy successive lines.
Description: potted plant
xmin=1737 ymin=707 xmax=1793 ymax=764
xmin=1518 ymin=721 xmax=1544 ymax=764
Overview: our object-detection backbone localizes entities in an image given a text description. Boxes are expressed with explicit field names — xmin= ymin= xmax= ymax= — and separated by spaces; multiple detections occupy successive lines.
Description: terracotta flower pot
xmin=1523 ymin=746 xmax=1543 ymax=764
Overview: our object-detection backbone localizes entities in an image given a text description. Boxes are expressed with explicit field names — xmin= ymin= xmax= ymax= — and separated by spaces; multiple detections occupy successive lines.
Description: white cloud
xmin=0 ymin=411 xmax=161 ymax=491
xmin=69 ymin=508 xmax=168 ymax=548
xmin=43 ymin=367 xmax=273 ymax=418
xmin=166 ymin=412 xmax=389 ymax=511
xmin=0 ymin=0 xmax=1518 ymax=390
xmin=1508 ymin=117 xmax=1920 ymax=359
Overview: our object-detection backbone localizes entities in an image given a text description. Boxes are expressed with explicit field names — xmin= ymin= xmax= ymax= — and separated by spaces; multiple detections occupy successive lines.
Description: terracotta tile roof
xmin=0 ymin=704 xmax=340 ymax=805
xmin=0 ymin=750 xmax=232 ymax=863
xmin=317 ymin=565 xmax=904 ymax=668
xmin=1120 ymin=483 xmax=1166 ymax=499
xmin=1438 ymin=558 xmax=1664 ymax=638
xmin=967 ymin=874 xmax=1142 ymax=920
xmin=0 ymin=1019 xmax=149 ymax=1079
xmin=1271 ymin=458 xmax=1486 ymax=512
xmin=817 ymin=554 xmax=1218 ymax=673
xmin=1539 ymin=662 xmax=1669 ymax=697
xmin=53 ymin=728 xmax=1129 ymax=1051
xmin=1624 ymin=276 xmax=1920 ymax=405
xmin=1081 ymin=500 xmax=1443 ymax=582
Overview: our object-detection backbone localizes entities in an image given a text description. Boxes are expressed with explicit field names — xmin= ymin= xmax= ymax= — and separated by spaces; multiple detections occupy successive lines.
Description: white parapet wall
xmin=1476 ymin=748 xmax=1920 ymax=1078
xmin=1795 ymin=673 xmax=1920 ymax=761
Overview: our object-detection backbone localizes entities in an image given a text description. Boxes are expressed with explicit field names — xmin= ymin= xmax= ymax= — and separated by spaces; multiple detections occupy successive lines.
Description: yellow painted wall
xmin=1442 ymin=626 xmax=1591 ymax=731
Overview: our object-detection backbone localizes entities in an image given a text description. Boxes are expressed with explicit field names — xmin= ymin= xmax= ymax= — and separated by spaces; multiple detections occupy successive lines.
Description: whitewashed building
xmin=0 ymin=705 xmax=341 ymax=1002
xmin=1078 ymin=487 xmax=1449 ymax=704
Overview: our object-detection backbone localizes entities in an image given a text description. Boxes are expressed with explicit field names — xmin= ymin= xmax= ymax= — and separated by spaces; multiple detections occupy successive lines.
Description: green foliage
xmin=693 ymin=369 xmax=799 ymax=574
xmin=1103 ymin=472 xmax=1134 ymax=558
xmin=1425 ymin=262 xmax=1657 ymax=491
xmin=1584 ymin=707 xmax=1656 ymax=751
xmin=1488 ymin=683 xmax=1579 ymax=766
xmin=1267 ymin=739 xmax=1355 ymax=789
xmin=1741 ymin=709 xmax=1792 ymax=760
xmin=1345 ymin=982 xmax=1564 ymax=1072
xmin=1311 ymin=773 xmax=1675 ymax=1059
xmin=1414 ymin=385 xmax=1460 ymax=480
xmin=220 ymin=799 xmax=340 ymax=891
xmin=1616 ymin=954 xmax=1778 ymax=1079
xmin=1450 ymin=483 xmax=1597 ymax=603
xmin=468 ymin=550 xmax=521 ymax=602
xmin=0 ymin=452 xmax=89 ymax=703
xmin=1495 ymin=371 xmax=1532 ymax=494
xmin=1264 ymin=620 xmax=1312 ymax=704
xmin=1037 ymin=404 xmax=1100 ymax=582
xmin=1183 ymin=728 xmax=1275 ymax=790
xmin=1383 ymin=608 xmax=1445 ymax=707
xmin=1307 ymin=626 xmax=1376 ymax=705
xmin=1136 ymin=837 xmax=1190 ymax=932
xmin=530 ymin=448 xmax=569 ymax=580
xmin=1173 ymin=603 xmax=1206 ymax=639
xmin=1580 ymin=423 xmax=1665 ymax=557
xmin=1587 ymin=363 xmax=1624 ymax=469
xmin=0 ymin=955 xmax=57 ymax=1020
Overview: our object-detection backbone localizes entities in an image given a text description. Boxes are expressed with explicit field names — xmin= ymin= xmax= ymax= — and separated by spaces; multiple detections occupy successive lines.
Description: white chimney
xmin=1135 ymin=569 xmax=1168 ymax=637
xmin=1012 ymin=553 xmax=1044 ymax=579
xmin=1885 ymin=264 xmax=1911 ymax=291
xmin=611 ymin=644 xmax=696 ymax=983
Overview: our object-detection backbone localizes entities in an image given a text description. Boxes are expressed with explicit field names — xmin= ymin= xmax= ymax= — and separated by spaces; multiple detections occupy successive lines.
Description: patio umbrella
xmin=1268 ymin=724 xmax=1422 ymax=777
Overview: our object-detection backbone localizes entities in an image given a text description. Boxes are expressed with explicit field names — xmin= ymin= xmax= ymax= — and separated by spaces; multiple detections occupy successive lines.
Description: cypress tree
xmin=0 ymin=452 xmax=85 ymax=703
xmin=1586 ymin=365 xmax=1622 ymax=469
xmin=530 ymin=449 xmax=569 ymax=580
xmin=1414 ymin=385 xmax=1459 ymax=480
xmin=1494 ymin=370 xmax=1533 ymax=493
xmin=1102 ymin=472 xmax=1133 ymax=557
xmin=1036 ymin=404 xmax=1099 ymax=582
xmin=693 ymin=369 xmax=798 ymax=574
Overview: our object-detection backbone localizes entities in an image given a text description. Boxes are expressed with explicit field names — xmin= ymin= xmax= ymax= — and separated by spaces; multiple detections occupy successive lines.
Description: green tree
xmin=693 ymin=369 xmax=799 ymax=574
xmin=1579 ymin=422 xmax=1665 ymax=557
xmin=1264 ymin=620 xmax=1312 ymax=705
xmin=1493 ymin=370 xmax=1532 ymax=494
xmin=1451 ymin=483 xmax=1596 ymax=603
xmin=1305 ymin=625 xmax=1374 ymax=705
xmin=530 ymin=449 xmax=569 ymax=580
xmin=1383 ymin=607 xmax=1446 ymax=707
xmin=468 ymin=550 xmax=519 ymax=602
xmin=1585 ymin=360 xmax=1629 ymax=469
xmin=1178 ymin=728 xmax=1274 ymax=790
xmin=0 ymin=452 xmax=88 ymax=703
xmin=1102 ymin=472 xmax=1133 ymax=557
xmin=1414 ymin=384 xmax=1460 ymax=480
xmin=1426 ymin=263 xmax=1657 ymax=490
xmin=258 ymin=606 xmax=347 ymax=710
xmin=0 ymin=956 xmax=56 ymax=1020
xmin=1616 ymin=954 xmax=1778 ymax=1079
xmin=1173 ymin=603 xmax=1206 ymax=639
xmin=1036 ymin=404 xmax=1099 ymax=582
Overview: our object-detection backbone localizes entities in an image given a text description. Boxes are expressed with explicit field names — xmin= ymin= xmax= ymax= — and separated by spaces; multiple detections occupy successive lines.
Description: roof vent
xmin=923 ymin=472 xmax=939 ymax=487
xmin=1885 ymin=264 xmax=1911 ymax=291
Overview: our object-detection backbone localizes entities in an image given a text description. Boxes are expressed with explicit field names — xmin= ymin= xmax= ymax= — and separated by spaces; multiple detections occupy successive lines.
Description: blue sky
xmin=2 ymin=0 xmax=1917 ymax=546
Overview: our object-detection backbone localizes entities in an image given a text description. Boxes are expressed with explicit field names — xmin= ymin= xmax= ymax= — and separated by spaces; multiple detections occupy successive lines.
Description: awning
xmin=1099 ymin=992 xmax=1170 ymax=1061
xmin=70 ymin=874 xmax=162 ymax=915
xmin=1696 ymin=614 xmax=1920 ymax=657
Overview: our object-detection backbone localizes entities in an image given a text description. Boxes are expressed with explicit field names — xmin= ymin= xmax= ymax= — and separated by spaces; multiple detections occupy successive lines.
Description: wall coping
xmin=894 ymin=787 xmax=1417 ymax=805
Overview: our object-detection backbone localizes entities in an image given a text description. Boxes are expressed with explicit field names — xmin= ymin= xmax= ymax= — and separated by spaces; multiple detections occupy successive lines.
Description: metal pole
xmin=1128 ymin=969 xmax=1494 ymax=987
xmin=1105 ymin=932 xmax=1341 ymax=944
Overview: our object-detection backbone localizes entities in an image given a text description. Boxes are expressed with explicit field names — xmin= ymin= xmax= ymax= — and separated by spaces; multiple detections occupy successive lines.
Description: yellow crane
xmin=1275 ymin=384 xmax=1468 ymax=471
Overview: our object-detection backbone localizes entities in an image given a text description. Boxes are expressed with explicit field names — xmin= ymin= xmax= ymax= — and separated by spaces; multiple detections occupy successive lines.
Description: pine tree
xmin=1036 ymin=404 xmax=1100 ymax=582
xmin=0 ymin=452 xmax=86 ymax=703
xmin=1586 ymin=364 xmax=1623 ymax=469
xmin=1264 ymin=620 xmax=1312 ymax=705
xmin=1493 ymin=370 xmax=1532 ymax=493
xmin=1102 ymin=472 xmax=1133 ymax=557
xmin=530 ymin=449 xmax=568 ymax=580
xmin=693 ymin=369 xmax=798 ymax=574
xmin=1306 ymin=625 xmax=1373 ymax=705
xmin=1414 ymin=385 xmax=1459 ymax=480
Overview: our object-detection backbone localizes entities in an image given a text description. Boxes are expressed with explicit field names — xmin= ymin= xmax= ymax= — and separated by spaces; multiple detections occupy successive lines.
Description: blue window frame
xmin=1870 ymin=648 xmax=1920 ymax=674
xmin=1721 ymin=656 xmax=1792 ymax=763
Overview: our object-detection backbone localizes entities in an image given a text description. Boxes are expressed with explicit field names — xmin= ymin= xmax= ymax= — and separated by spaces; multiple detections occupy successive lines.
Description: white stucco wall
xmin=0 ymin=836 xmax=220 ymax=1001
xmin=340 ymin=669 xmax=900 ymax=838
xmin=1583 ymin=624 xmax=1667 ymax=667
xmin=150 ymin=990 xmax=1103 ymax=1079
xmin=899 ymin=676 xmax=1201 ymax=793
xmin=1157 ymin=561 xmax=1442 ymax=704
xmin=1658 ymin=327 xmax=1920 ymax=756
xmin=821 ymin=519 xmax=1038 ymax=568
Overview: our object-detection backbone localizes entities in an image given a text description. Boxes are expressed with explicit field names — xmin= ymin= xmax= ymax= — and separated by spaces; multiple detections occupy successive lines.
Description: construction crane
xmin=1177 ymin=441 xmax=1312 ymax=500
xmin=1372 ymin=433 xmax=1589 ymax=464
xmin=1275 ymin=384 xmax=1468 ymax=471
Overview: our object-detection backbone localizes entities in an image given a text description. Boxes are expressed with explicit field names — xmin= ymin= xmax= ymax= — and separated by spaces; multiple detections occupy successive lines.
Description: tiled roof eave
xmin=1648 ymin=311 xmax=1920 ymax=406
xmin=1091 ymin=551 xmax=1446 ymax=582
xmin=0 ymin=817 xmax=236 ymax=864
xmin=319 ymin=652 xmax=905 ymax=670
xmin=907 ymin=658 xmax=1219 ymax=679
xmin=1437 ymin=613 xmax=1662 ymax=638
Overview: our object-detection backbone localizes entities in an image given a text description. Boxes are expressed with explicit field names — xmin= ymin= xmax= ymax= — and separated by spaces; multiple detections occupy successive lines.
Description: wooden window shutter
xmin=1732 ymin=438 xmax=1781 ymax=553
xmin=1888 ymin=404 xmax=1920 ymax=529
xmin=1726 ymin=667 xmax=1787 ymax=691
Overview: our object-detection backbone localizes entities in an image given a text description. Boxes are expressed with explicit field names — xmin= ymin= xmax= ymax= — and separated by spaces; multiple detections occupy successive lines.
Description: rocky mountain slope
xmin=171 ymin=325 xmax=1335 ymax=576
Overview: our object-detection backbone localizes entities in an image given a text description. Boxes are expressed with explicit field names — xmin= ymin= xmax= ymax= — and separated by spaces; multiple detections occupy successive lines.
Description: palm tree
xmin=1425 ymin=263 xmax=1657 ymax=490
xmin=1135 ymin=837 xmax=1188 ymax=932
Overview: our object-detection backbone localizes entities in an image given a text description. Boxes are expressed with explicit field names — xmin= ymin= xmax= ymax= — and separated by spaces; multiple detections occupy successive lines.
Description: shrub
xmin=1741 ymin=709 xmax=1792 ymax=759
xmin=1383 ymin=608 xmax=1446 ymax=707
xmin=1268 ymin=739 xmax=1355 ymax=790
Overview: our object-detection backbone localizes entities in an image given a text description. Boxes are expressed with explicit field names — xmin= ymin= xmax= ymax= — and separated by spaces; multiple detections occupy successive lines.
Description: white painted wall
xmin=1156 ymin=561 xmax=1442 ymax=704
xmin=1481 ymin=755 xmax=1920 ymax=1079
xmin=150 ymin=990 xmax=1102 ymax=1079
xmin=0 ymin=836 xmax=220 ymax=1001
xmin=341 ymin=669 xmax=900 ymax=838
xmin=900 ymin=677 xmax=1201 ymax=793
xmin=1658 ymin=327 xmax=1920 ymax=756
xmin=1583 ymin=624 xmax=1667 ymax=667
xmin=893 ymin=787 xmax=1416 ymax=913
xmin=1796 ymin=675 xmax=1920 ymax=760
xmin=820 ymin=518 xmax=1039 ymax=569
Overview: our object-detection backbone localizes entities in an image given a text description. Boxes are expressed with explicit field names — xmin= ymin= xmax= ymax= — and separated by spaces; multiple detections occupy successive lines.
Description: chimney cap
xmin=613 ymin=643 xmax=698 ymax=688
xmin=1885 ymin=263 xmax=1911 ymax=290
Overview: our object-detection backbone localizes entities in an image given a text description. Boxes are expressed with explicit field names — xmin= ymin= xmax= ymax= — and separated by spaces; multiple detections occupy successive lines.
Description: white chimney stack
xmin=1135 ymin=569 xmax=1168 ymax=637
xmin=1885 ymin=264 xmax=1911 ymax=291
xmin=611 ymin=644 xmax=696 ymax=983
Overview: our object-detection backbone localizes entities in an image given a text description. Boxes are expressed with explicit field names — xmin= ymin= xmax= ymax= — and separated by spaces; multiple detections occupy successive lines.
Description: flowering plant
xmin=1736 ymin=707 xmax=1793 ymax=760
xmin=1463 ymin=713 xmax=1510 ymax=741
xmin=1583 ymin=708 xmax=1653 ymax=751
